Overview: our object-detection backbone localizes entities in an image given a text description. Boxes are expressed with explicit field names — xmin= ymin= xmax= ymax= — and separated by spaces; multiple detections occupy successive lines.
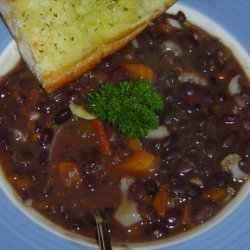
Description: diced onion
xmin=190 ymin=176 xmax=204 ymax=187
xmin=166 ymin=18 xmax=182 ymax=29
xmin=29 ymin=112 xmax=40 ymax=121
xmin=228 ymin=75 xmax=241 ymax=95
xmin=146 ymin=126 xmax=170 ymax=139
xmin=161 ymin=40 xmax=183 ymax=57
xmin=13 ymin=129 xmax=27 ymax=142
xmin=234 ymin=94 xmax=247 ymax=108
xmin=114 ymin=200 xmax=142 ymax=227
xmin=132 ymin=39 xmax=139 ymax=49
xmin=120 ymin=177 xmax=134 ymax=202
xmin=223 ymin=186 xmax=236 ymax=204
xmin=221 ymin=154 xmax=248 ymax=181
xmin=69 ymin=103 xmax=96 ymax=120
xmin=24 ymin=199 xmax=33 ymax=207
xmin=227 ymin=186 xmax=236 ymax=196
xmin=178 ymin=72 xmax=207 ymax=86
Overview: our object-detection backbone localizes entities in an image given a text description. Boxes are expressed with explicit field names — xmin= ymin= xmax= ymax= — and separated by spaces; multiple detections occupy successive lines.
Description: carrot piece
xmin=11 ymin=176 xmax=31 ymax=191
xmin=214 ymin=70 xmax=226 ymax=81
xmin=32 ymin=132 xmax=40 ymax=142
xmin=35 ymin=200 xmax=49 ymax=210
xmin=122 ymin=63 xmax=155 ymax=82
xmin=218 ymin=47 xmax=231 ymax=62
xmin=185 ymin=96 xmax=198 ymax=106
xmin=20 ymin=108 xmax=30 ymax=119
xmin=128 ymin=224 xmax=141 ymax=238
xmin=58 ymin=162 xmax=81 ymax=188
xmin=118 ymin=150 xmax=155 ymax=174
xmin=93 ymin=119 xmax=112 ymax=156
xmin=202 ymin=188 xmax=227 ymax=201
xmin=99 ymin=163 xmax=113 ymax=180
xmin=127 ymin=138 xmax=143 ymax=151
xmin=182 ymin=201 xmax=195 ymax=228
xmin=28 ymin=89 xmax=40 ymax=102
xmin=153 ymin=184 xmax=168 ymax=217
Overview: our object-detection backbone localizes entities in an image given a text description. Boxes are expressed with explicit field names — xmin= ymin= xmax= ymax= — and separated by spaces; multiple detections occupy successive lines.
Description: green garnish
xmin=87 ymin=80 xmax=164 ymax=138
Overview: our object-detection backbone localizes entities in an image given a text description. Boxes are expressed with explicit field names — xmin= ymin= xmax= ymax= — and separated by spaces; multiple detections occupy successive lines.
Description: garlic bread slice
xmin=0 ymin=0 xmax=176 ymax=92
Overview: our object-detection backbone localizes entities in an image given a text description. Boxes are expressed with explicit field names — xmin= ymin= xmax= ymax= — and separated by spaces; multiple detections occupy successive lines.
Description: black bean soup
xmin=0 ymin=11 xmax=250 ymax=243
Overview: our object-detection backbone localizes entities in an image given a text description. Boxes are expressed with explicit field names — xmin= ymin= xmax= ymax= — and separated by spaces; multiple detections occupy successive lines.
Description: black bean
xmin=54 ymin=108 xmax=72 ymax=124
xmin=204 ymin=40 xmax=221 ymax=56
xmin=0 ymin=136 xmax=9 ymax=152
xmin=243 ymin=140 xmax=250 ymax=158
xmin=162 ymin=147 xmax=182 ymax=162
xmin=201 ymin=165 xmax=214 ymax=177
xmin=222 ymin=115 xmax=238 ymax=125
xmin=193 ymin=132 xmax=207 ymax=145
xmin=180 ymin=35 xmax=199 ymax=51
xmin=177 ymin=158 xmax=196 ymax=176
xmin=130 ymin=181 xmax=147 ymax=202
xmin=39 ymin=150 xmax=48 ymax=174
xmin=142 ymin=30 xmax=156 ymax=45
xmin=72 ymin=219 xmax=86 ymax=231
xmin=204 ymin=140 xmax=218 ymax=159
xmin=156 ymin=70 xmax=178 ymax=85
xmin=110 ymin=68 xmax=128 ymax=83
xmin=178 ymin=100 xmax=193 ymax=114
xmin=186 ymin=185 xmax=201 ymax=198
xmin=177 ymin=11 xmax=186 ymax=23
xmin=156 ymin=33 xmax=167 ymax=44
xmin=169 ymin=185 xmax=186 ymax=198
xmin=217 ymin=92 xmax=227 ymax=103
xmin=150 ymin=224 xmax=168 ymax=239
xmin=12 ymin=150 xmax=33 ymax=170
xmin=205 ymin=172 xmax=230 ymax=189
xmin=178 ymin=120 xmax=191 ymax=131
xmin=138 ymin=203 xmax=158 ymax=222
xmin=240 ymin=158 xmax=250 ymax=173
xmin=183 ymin=83 xmax=199 ymax=96
xmin=35 ymin=101 xmax=55 ymax=114
xmin=165 ymin=209 xmax=182 ymax=229
xmin=167 ymin=174 xmax=182 ymax=185
xmin=40 ymin=128 xmax=54 ymax=145
xmin=157 ymin=71 xmax=168 ymax=83
xmin=84 ymin=175 xmax=96 ymax=191
xmin=204 ymin=92 xmax=216 ymax=104
xmin=198 ymin=57 xmax=220 ymax=73
xmin=81 ymin=159 xmax=100 ymax=176
xmin=160 ymin=133 xmax=179 ymax=151
xmin=193 ymin=114 xmax=207 ymax=127
xmin=242 ymin=119 xmax=250 ymax=130
xmin=145 ymin=180 xmax=158 ymax=197
xmin=193 ymin=200 xmax=217 ymax=223
xmin=222 ymin=132 xmax=239 ymax=149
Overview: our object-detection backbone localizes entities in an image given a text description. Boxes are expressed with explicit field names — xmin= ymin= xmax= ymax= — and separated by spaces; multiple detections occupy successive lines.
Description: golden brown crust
xmin=44 ymin=2 xmax=175 ymax=92
xmin=1 ymin=0 xmax=176 ymax=92
xmin=44 ymin=23 xmax=147 ymax=92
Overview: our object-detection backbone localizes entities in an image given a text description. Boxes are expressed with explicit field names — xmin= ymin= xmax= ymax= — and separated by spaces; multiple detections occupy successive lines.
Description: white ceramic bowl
xmin=0 ymin=2 xmax=250 ymax=250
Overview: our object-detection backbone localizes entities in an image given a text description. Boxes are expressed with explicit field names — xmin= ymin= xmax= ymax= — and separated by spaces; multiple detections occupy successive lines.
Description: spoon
xmin=94 ymin=209 xmax=112 ymax=250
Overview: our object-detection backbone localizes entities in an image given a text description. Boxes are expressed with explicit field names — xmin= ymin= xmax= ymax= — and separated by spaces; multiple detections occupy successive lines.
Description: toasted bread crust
xmin=43 ymin=4 xmax=174 ymax=93
xmin=0 ymin=0 xmax=176 ymax=92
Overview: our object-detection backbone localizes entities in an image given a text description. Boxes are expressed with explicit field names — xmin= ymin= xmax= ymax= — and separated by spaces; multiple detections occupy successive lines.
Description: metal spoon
xmin=94 ymin=209 xmax=112 ymax=250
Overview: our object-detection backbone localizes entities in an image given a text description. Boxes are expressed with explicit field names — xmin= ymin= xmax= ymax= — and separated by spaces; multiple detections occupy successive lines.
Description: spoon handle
xmin=94 ymin=209 xmax=112 ymax=250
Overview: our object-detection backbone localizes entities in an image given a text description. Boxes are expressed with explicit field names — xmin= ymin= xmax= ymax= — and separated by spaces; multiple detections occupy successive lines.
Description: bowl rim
xmin=0 ymin=2 xmax=250 ymax=250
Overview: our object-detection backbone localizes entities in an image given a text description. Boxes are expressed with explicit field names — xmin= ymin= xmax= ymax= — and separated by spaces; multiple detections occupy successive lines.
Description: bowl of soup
xmin=0 ymin=1 xmax=250 ymax=250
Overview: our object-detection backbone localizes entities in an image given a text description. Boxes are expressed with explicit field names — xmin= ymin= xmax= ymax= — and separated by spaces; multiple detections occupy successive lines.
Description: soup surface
xmin=0 ymin=12 xmax=250 ymax=243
